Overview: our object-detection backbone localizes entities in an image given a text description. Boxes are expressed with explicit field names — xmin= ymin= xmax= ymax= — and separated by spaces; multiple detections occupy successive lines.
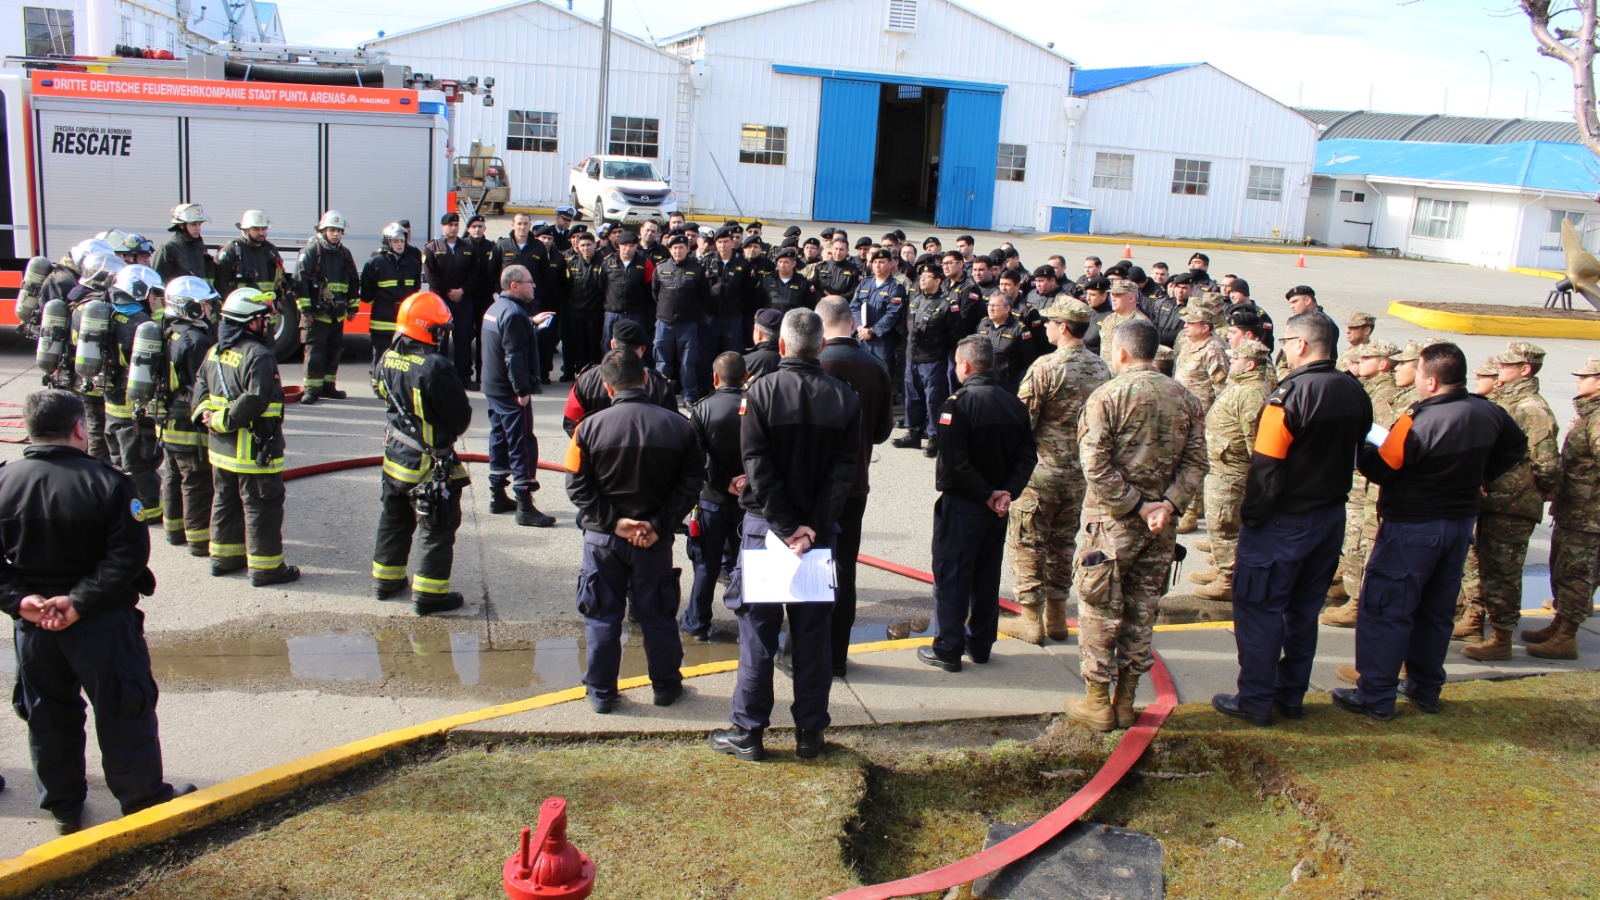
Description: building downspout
xmin=1362 ymin=176 xmax=1387 ymax=252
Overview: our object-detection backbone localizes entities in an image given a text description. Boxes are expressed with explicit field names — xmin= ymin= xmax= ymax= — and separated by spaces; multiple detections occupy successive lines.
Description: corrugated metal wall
xmin=1072 ymin=66 xmax=1318 ymax=241
xmin=677 ymin=0 xmax=1073 ymax=229
xmin=368 ymin=2 xmax=688 ymax=209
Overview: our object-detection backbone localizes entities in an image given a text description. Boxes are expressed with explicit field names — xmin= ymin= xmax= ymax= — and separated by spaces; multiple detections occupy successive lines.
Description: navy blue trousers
xmin=726 ymin=514 xmax=835 ymax=732
xmin=1230 ymin=503 xmax=1346 ymax=717
xmin=904 ymin=358 xmax=950 ymax=439
xmin=603 ymin=312 xmax=653 ymax=364
xmin=12 ymin=608 xmax=173 ymax=816
xmin=682 ymin=498 xmax=740 ymax=636
xmin=576 ymin=529 xmax=682 ymax=700
xmin=653 ymin=319 xmax=701 ymax=404
xmin=1355 ymin=517 xmax=1475 ymax=716
xmin=485 ymin=394 xmax=538 ymax=493
xmin=931 ymin=494 xmax=1006 ymax=659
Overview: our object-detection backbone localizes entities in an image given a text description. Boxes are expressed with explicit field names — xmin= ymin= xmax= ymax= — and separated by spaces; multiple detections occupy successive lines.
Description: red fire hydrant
xmin=504 ymin=797 xmax=596 ymax=900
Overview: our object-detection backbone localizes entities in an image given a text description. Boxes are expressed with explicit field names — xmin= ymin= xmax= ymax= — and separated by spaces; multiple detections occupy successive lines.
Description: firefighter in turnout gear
xmin=193 ymin=289 xmax=299 ymax=587
xmin=158 ymin=277 xmax=218 ymax=555
xmin=297 ymin=211 xmax=360 ymax=403
xmin=68 ymin=251 xmax=125 ymax=463
xmin=102 ymin=265 xmax=165 ymax=525
xmin=360 ymin=221 xmax=423 ymax=396
xmin=213 ymin=210 xmax=288 ymax=315
xmin=152 ymin=203 xmax=215 ymax=284
xmin=372 ymin=292 xmax=474 ymax=616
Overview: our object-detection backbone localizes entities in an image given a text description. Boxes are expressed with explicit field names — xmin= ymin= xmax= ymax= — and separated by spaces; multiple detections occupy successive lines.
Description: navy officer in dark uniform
xmin=565 ymin=350 xmax=703 ymax=713
xmin=919 ymin=337 xmax=1037 ymax=672
xmin=681 ymin=352 xmax=748 ymax=642
xmin=710 ymin=309 xmax=861 ymax=761
xmin=1212 ymin=312 xmax=1371 ymax=726
xmin=1335 ymin=342 xmax=1525 ymax=719
xmin=1 ymin=389 xmax=194 ymax=834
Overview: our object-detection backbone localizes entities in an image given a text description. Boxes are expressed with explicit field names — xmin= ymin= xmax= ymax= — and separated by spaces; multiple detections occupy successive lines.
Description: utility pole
xmin=595 ymin=0 xmax=613 ymax=155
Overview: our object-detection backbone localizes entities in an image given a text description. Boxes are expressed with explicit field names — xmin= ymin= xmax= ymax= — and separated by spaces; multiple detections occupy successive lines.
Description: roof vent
xmin=886 ymin=0 xmax=917 ymax=32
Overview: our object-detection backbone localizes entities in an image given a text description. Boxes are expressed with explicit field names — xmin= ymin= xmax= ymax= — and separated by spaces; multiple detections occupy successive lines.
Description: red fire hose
xmin=280 ymin=455 xmax=1178 ymax=900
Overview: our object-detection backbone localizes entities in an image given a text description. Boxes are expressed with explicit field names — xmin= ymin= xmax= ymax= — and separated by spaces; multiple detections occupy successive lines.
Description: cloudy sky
xmin=276 ymin=0 xmax=1579 ymax=121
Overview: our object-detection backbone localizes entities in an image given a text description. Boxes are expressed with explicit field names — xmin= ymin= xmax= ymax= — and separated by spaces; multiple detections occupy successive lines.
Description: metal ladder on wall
xmin=673 ymin=78 xmax=693 ymax=207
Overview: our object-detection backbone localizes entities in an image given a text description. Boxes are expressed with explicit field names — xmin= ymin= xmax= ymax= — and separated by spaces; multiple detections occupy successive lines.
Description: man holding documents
xmin=710 ymin=309 xmax=861 ymax=762
xmin=565 ymin=350 xmax=703 ymax=714
xmin=919 ymin=336 xmax=1036 ymax=673
xmin=1212 ymin=312 xmax=1371 ymax=728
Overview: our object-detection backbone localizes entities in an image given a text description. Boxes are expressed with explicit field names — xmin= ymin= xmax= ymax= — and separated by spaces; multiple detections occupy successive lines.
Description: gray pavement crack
xmin=841 ymin=677 xmax=879 ymax=726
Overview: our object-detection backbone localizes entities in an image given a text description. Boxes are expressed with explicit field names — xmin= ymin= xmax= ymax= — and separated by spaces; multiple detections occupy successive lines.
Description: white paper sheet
xmin=740 ymin=530 xmax=836 ymax=603
xmin=1366 ymin=423 xmax=1390 ymax=446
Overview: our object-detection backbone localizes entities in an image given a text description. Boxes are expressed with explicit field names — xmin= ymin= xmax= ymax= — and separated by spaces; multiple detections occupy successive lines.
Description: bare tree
xmin=1523 ymin=0 xmax=1600 ymax=158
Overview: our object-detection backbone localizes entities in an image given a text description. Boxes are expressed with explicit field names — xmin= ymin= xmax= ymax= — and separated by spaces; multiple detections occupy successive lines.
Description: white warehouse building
xmin=368 ymin=0 xmax=1317 ymax=236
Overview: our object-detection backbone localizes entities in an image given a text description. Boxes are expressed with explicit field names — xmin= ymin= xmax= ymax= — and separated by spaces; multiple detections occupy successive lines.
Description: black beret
xmin=615 ymin=230 xmax=639 ymax=245
xmin=820 ymin=228 xmax=836 ymax=239
xmin=532 ymin=224 xmax=555 ymax=237
xmin=802 ymin=236 xmax=821 ymax=247
xmin=856 ymin=237 xmax=875 ymax=249
xmin=783 ymin=226 xmax=802 ymax=237
xmin=1285 ymin=284 xmax=1316 ymax=300
xmin=869 ymin=248 xmax=893 ymax=261
xmin=1166 ymin=272 xmax=1193 ymax=286
xmin=465 ymin=214 xmax=486 ymax=226
xmin=1228 ymin=308 xmax=1264 ymax=332
xmin=1230 ymin=278 xmax=1251 ymax=296
xmin=741 ymin=235 xmax=763 ymax=248
xmin=611 ymin=318 xmax=649 ymax=346
xmin=1126 ymin=265 xmax=1146 ymax=282
xmin=1084 ymin=277 xmax=1112 ymax=292
xmin=440 ymin=212 xmax=461 ymax=225
xmin=755 ymin=307 xmax=784 ymax=331
xmin=1032 ymin=265 xmax=1058 ymax=279
xmin=664 ymin=234 xmax=688 ymax=247
xmin=915 ymin=263 xmax=942 ymax=278
xmin=774 ymin=247 xmax=798 ymax=259
xmin=715 ymin=226 xmax=738 ymax=240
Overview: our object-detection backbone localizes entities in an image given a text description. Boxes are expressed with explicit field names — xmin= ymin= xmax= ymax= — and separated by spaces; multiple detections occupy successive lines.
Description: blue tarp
xmin=1315 ymin=138 xmax=1600 ymax=194
xmin=1070 ymin=64 xmax=1200 ymax=96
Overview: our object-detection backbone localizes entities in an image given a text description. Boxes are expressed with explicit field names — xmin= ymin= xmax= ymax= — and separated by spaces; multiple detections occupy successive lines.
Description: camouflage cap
xmin=1499 ymin=341 xmax=1546 ymax=366
xmin=1178 ymin=305 xmax=1211 ymax=324
xmin=1358 ymin=340 xmax=1399 ymax=359
xmin=1346 ymin=310 xmax=1376 ymax=328
xmin=1229 ymin=338 xmax=1272 ymax=361
xmin=1393 ymin=339 xmax=1432 ymax=362
xmin=1474 ymin=356 xmax=1502 ymax=378
xmin=1573 ymin=357 xmax=1600 ymax=377
xmin=1108 ymin=278 xmax=1137 ymax=295
xmin=1155 ymin=346 xmax=1177 ymax=362
xmin=1042 ymin=296 xmax=1093 ymax=323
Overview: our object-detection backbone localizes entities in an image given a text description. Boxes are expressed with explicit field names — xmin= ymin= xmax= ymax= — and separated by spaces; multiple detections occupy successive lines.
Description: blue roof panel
xmin=1314 ymin=138 xmax=1600 ymax=194
xmin=1071 ymin=64 xmax=1201 ymax=96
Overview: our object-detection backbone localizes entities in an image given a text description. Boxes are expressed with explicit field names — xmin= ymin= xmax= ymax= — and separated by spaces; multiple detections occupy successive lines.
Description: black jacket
xmin=690 ymin=385 xmax=745 ymax=503
xmin=360 ymin=246 xmax=423 ymax=325
xmin=192 ymin=321 xmax=286 ymax=474
xmin=215 ymin=236 xmax=286 ymax=302
xmin=378 ymin=335 xmax=473 ymax=486
xmin=977 ymin=314 xmax=1037 ymax=389
xmin=935 ymin=372 xmax=1037 ymax=504
xmin=744 ymin=340 xmax=781 ymax=381
xmin=1241 ymin=359 xmax=1373 ymax=527
xmin=819 ymin=336 xmax=893 ymax=497
xmin=562 ymin=362 xmax=677 ymax=435
xmin=945 ymin=275 xmax=986 ymax=337
xmin=809 ymin=259 xmax=861 ymax=300
xmin=759 ymin=272 xmax=814 ymax=312
xmin=152 ymin=231 xmax=215 ymax=283
xmin=907 ymin=287 xmax=959 ymax=363
xmin=161 ymin=319 xmax=213 ymax=451
xmin=463 ymin=235 xmax=499 ymax=300
xmin=652 ymin=257 xmax=708 ymax=323
xmin=565 ymin=249 xmax=605 ymax=312
xmin=599 ymin=254 xmax=652 ymax=315
xmin=480 ymin=291 xmax=538 ymax=400
xmin=566 ymin=389 xmax=703 ymax=539
xmin=1358 ymin=389 xmax=1527 ymax=522
xmin=1138 ymin=295 xmax=1184 ymax=347
xmin=0 ymin=444 xmax=153 ymax=620
xmin=738 ymin=356 xmax=861 ymax=543
xmin=422 ymin=238 xmax=472 ymax=298
xmin=703 ymin=254 xmax=755 ymax=317
xmin=297 ymin=237 xmax=359 ymax=319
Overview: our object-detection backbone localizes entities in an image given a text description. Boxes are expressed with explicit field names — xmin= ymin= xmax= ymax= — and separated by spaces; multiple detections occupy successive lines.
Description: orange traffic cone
xmin=1295 ymin=253 xmax=1307 ymax=268
xmin=1121 ymin=243 xmax=1133 ymax=260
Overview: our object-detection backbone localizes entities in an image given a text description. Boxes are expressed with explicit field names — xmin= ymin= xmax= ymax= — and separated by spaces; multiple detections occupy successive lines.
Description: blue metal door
xmin=813 ymin=78 xmax=880 ymax=223
xmin=935 ymin=89 xmax=1002 ymax=230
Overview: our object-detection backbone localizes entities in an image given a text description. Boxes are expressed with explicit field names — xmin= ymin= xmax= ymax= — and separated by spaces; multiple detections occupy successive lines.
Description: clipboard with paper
xmin=740 ymin=530 xmax=836 ymax=603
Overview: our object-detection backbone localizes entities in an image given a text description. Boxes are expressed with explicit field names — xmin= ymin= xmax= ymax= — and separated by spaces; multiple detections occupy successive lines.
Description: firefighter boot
xmin=1067 ymin=681 xmax=1116 ymax=732
xmin=489 ymin=483 xmax=517 ymax=514
xmin=999 ymin=603 xmax=1045 ymax=644
xmin=1462 ymin=628 xmax=1513 ymax=661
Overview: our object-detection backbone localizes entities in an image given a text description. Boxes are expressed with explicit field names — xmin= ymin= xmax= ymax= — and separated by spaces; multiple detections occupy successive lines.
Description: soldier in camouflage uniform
xmin=1067 ymin=319 xmax=1207 ymax=731
xmin=1320 ymin=340 xmax=1400 ymax=625
xmin=1191 ymin=340 xmax=1273 ymax=602
xmin=1471 ymin=355 xmax=1501 ymax=399
xmin=1523 ymin=357 xmax=1600 ymax=660
xmin=1336 ymin=310 xmax=1375 ymax=374
xmin=1456 ymin=342 xmax=1560 ymax=660
xmin=1003 ymin=297 xmax=1110 ymax=644
xmin=1174 ymin=305 xmax=1231 ymax=534
xmin=1449 ymin=355 xmax=1504 ymax=633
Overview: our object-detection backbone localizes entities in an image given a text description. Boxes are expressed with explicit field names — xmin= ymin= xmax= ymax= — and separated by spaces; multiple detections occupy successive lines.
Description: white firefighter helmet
xmin=238 ymin=209 xmax=271 ymax=231
xmin=317 ymin=210 xmax=348 ymax=232
xmin=165 ymin=276 xmax=219 ymax=323
xmin=170 ymin=203 xmax=207 ymax=225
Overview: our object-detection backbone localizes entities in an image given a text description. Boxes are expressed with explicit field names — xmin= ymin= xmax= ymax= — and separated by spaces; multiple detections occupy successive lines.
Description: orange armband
xmin=1253 ymin=404 xmax=1293 ymax=459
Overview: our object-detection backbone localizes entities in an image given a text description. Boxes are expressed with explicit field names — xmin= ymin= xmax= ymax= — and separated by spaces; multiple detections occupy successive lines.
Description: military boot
xmin=1113 ymin=671 xmax=1142 ymax=729
xmin=1194 ymin=539 xmax=1212 ymax=553
xmin=488 ymin=483 xmax=517 ymax=514
xmin=1327 ymin=580 xmax=1349 ymax=602
xmin=1451 ymin=606 xmax=1486 ymax=642
xmin=1176 ymin=511 xmax=1199 ymax=534
xmin=999 ymin=604 xmax=1045 ymax=644
xmin=1045 ymin=598 xmax=1071 ymax=641
xmin=1522 ymin=617 xmax=1562 ymax=644
xmin=1066 ymin=682 xmax=1116 ymax=732
xmin=1188 ymin=568 xmax=1220 ymax=585
xmin=1526 ymin=620 xmax=1580 ymax=660
xmin=1193 ymin=579 xmax=1232 ymax=602
xmin=1462 ymin=628 xmax=1513 ymax=661
xmin=1319 ymin=599 xmax=1359 ymax=628
xmin=1336 ymin=663 xmax=1360 ymax=684
xmin=890 ymin=431 xmax=922 ymax=450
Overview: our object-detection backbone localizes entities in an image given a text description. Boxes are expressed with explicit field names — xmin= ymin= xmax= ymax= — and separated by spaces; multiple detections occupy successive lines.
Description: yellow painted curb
xmin=1039 ymin=234 xmax=1367 ymax=258
xmin=1388 ymin=301 xmax=1600 ymax=339
xmin=1509 ymin=266 xmax=1565 ymax=280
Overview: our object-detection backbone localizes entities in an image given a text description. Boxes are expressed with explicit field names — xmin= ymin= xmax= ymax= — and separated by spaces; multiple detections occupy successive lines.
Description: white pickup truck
xmin=567 ymin=155 xmax=678 ymax=224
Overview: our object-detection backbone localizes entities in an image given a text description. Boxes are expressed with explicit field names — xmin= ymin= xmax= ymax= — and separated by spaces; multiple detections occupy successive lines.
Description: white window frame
xmin=1410 ymin=197 xmax=1468 ymax=241
xmin=23 ymin=7 xmax=74 ymax=56
xmin=507 ymin=110 xmax=558 ymax=153
xmin=608 ymin=116 xmax=660 ymax=159
xmin=1338 ymin=189 xmax=1368 ymax=203
xmin=996 ymin=144 xmax=1027 ymax=182
xmin=738 ymin=124 xmax=788 ymax=166
xmin=1540 ymin=209 xmax=1598 ymax=252
xmin=1092 ymin=152 xmax=1134 ymax=191
xmin=1171 ymin=158 xmax=1211 ymax=196
xmin=1246 ymin=165 xmax=1285 ymax=202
